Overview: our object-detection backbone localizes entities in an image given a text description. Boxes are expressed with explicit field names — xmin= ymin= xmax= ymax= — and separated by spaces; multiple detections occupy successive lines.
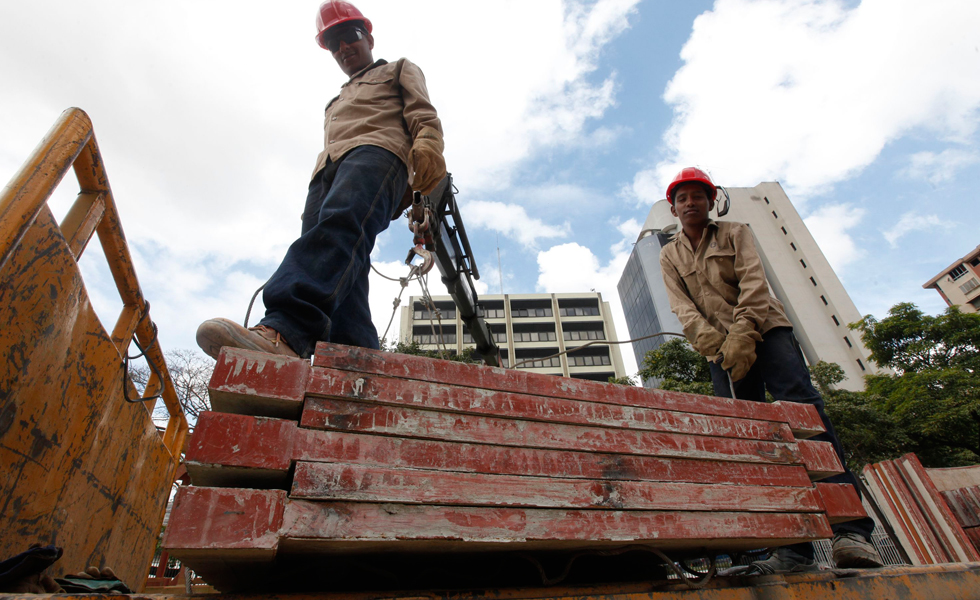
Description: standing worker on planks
xmin=658 ymin=167 xmax=882 ymax=574
xmin=197 ymin=0 xmax=446 ymax=359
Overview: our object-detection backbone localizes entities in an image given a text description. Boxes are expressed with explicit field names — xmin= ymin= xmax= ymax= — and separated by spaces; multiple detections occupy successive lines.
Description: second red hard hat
xmin=666 ymin=167 xmax=717 ymax=204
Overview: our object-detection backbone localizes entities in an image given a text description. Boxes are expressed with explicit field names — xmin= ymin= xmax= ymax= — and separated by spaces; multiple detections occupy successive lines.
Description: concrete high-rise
xmin=923 ymin=243 xmax=980 ymax=313
xmin=617 ymin=182 xmax=878 ymax=392
xmin=399 ymin=292 xmax=627 ymax=382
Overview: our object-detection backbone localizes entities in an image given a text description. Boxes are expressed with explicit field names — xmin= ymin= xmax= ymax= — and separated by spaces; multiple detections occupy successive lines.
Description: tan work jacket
xmin=312 ymin=58 xmax=442 ymax=188
xmin=660 ymin=220 xmax=792 ymax=360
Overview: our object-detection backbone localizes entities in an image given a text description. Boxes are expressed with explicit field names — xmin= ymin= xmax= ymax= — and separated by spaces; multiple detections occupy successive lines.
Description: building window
xmin=478 ymin=307 xmax=506 ymax=319
xmin=558 ymin=306 xmax=600 ymax=317
xmin=800 ymin=259 xmax=807 ymax=268
xmin=772 ymin=211 xmax=778 ymax=219
xmin=810 ymin=277 xmax=817 ymax=286
xmin=781 ymin=226 xmax=788 ymax=235
xmin=844 ymin=337 xmax=852 ymax=348
xmin=820 ymin=295 xmax=828 ymax=306
xmin=564 ymin=329 xmax=605 ymax=341
xmin=832 ymin=315 xmax=840 ymax=326
xmin=570 ymin=355 xmax=612 ymax=367
xmin=950 ymin=265 xmax=968 ymax=280
xmin=516 ymin=356 xmax=561 ymax=369
xmin=971 ymin=257 xmax=980 ymax=267
xmin=857 ymin=359 xmax=866 ymax=371
xmin=790 ymin=242 xmax=797 ymax=251
xmin=959 ymin=278 xmax=980 ymax=295
xmin=512 ymin=331 xmax=557 ymax=342
xmin=511 ymin=307 xmax=553 ymax=318
xmin=764 ymin=197 xmax=770 ymax=204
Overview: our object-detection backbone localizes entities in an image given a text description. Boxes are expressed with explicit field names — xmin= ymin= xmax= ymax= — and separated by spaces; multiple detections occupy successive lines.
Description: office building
xmin=923 ymin=243 xmax=980 ymax=313
xmin=399 ymin=292 xmax=627 ymax=382
xmin=618 ymin=182 xmax=878 ymax=392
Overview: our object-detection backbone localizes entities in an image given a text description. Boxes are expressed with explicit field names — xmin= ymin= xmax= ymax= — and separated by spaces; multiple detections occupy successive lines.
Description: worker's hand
xmin=720 ymin=321 xmax=762 ymax=381
xmin=410 ymin=127 xmax=446 ymax=195
xmin=692 ymin=327 xmax=726 ymax=358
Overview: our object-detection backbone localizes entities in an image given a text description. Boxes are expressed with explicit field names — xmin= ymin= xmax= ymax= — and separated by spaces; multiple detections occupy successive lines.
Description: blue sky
xmin=2 ymin=0 xmax=978 ymax=376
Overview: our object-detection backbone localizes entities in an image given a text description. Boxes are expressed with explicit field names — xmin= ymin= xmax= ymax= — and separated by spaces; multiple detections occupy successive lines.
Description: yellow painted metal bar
xmin=61 ymin=191 xmax=105 ymax=259
xmin=0 ymin=107 xmax=188 ymax=459
xmin=0 ymin=108 xmax=92 ymax=272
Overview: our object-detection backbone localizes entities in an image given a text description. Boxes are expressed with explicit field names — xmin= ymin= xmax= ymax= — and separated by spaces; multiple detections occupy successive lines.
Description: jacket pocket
xmin=704 ymin=245 xmax=737 ymax=285
xmin=350 ymin=76 xmax=396 ymax=105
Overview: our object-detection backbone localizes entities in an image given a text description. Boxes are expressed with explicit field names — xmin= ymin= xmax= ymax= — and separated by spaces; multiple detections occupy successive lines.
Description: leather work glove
xmin=720 ymin=321 xmax=763 ymax=381
xmin=410 ymin=127 xmax=446 ymax=195
xmin=692 ymin=327 xmax=726 ymax=358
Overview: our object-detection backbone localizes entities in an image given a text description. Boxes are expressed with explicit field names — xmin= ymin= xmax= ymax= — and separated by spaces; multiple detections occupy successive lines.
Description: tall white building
xmin=618 ymin=182 xmax=878 ymax=391
xmin=399 ymin=292 xmax=627 ymax=382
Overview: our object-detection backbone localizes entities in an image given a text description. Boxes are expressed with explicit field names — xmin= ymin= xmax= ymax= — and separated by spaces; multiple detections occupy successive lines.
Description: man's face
xmin=670 ymin=182 xmax=714 ymax=228
xmin=324 ymin=23 xmax=374 ymax=76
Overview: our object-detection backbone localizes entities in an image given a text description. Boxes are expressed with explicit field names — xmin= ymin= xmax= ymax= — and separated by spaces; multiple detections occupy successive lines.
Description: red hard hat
xmin=666 ymin=167 xmax=717 ymax=204
xmin=316 ymin=1 xmax=373 ymax=49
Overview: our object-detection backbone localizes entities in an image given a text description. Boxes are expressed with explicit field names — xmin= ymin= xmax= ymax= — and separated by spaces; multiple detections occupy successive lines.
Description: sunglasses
xmin=322 ymin=27 xmax=365 ymax=52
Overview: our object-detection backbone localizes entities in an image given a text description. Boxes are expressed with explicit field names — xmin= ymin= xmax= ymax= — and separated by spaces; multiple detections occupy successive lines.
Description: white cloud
xmin=882 ymin=212 xmax=954 ymax=247
xmin=642 ymin=0 xmax=980 ymax=200
xmin=465 ymin=200 xmax=571 ymax=248
xmin=535 ymin=218 xmax=640 ymax=374
xmin=802 ymin=203 xmax=865 ymax=272
xmin=902 ymin=149 xmax=980 ymax=185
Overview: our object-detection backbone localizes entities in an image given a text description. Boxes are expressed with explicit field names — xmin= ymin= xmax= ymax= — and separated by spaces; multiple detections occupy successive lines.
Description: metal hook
xmin=405 ymin=244 xmax=434 ymax=276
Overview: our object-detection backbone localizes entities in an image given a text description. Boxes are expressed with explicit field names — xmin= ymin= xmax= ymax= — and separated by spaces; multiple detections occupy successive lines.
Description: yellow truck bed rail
xmin=0 ymin=108 xmax=188 ymax=590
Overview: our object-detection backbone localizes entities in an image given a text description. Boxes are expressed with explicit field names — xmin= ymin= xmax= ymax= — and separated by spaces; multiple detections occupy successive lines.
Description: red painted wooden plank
xmin=279 ymin=497 xmax=835 ymax=546
xmin=301 ymin=397 xmax=804 ymax=467
xmin=306 ymin=368 xmax=794 ymax=442
xmin=164 ymin=486 xmax=285 ymax=552
xmin=796 ymin=439 xmax=844 ymax=480
xmin=965 ymin=526 xmax=980 ymax=553
xmin=290 ymin=461 xmax=823 ymax=513
xmin=813 ymin=482 xmax=867 ymax=524
xmin=770 ymin=401 xmax=824 ymax=439
xmin=312 ymin=343 xmax=822 ymax=435
xmin=186 ymin=412 xmax=815 ymax=488
xmin=880 ymin=458 xmax=948 ymax=562
xmin=186 ymin=411 xmax=294 ymax=471
xmin=942 ymin=489 xmax=980 ymax=529
xmin=209 ymin=348 xmax=310 ymax=419
xmin=899 ymin=454 xmax=980 ymax=562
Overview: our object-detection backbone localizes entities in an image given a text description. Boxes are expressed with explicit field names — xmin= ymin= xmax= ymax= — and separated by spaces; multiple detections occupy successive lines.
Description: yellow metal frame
xmin=0 ymin=107 xmax=188 ymax=457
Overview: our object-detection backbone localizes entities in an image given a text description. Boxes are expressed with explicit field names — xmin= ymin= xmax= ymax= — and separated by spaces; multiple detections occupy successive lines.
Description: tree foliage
xmin=637 ymin=338 xmax=714 ymax=395
xmin=809 ymin=361 xmax=910 ymax=471
xmin=382 ymin=339 xmax=483 ymax=364
xmin=129 ymin=348 xmax=215 ymax=426
xmin=853 ymin=303 xmax=980 ymax=465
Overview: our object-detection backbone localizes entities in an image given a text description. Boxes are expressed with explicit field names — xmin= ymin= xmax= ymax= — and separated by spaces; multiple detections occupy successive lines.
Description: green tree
xmin=382 ymin=338 xmax=483 ymax=364
xmin=809 ymin=361 xmax=910 ymax=471
xmin=608 ymin=374 xmax=638 ymax=386
xmin=853 ymin=303 xmax=980 ymax=466
xmin=637 ymin=338 xmax=714 ymax=395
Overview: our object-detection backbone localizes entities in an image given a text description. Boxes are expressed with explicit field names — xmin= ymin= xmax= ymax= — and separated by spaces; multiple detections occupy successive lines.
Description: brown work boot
xmin=832 ymin=533 xmax=883 ymax=568
xmin=196 ymin=318 xmax=299 ymax=360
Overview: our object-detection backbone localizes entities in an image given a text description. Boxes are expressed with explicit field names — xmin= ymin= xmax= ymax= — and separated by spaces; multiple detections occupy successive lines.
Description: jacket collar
xmin=345 ymin=59 xmax=388 ymax=84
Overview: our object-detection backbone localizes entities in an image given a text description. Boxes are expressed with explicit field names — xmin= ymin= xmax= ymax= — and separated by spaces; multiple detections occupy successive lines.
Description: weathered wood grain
xmin=301 ymin=397 xmax=804 ymax=467
xmin=796 ymin=439 xmax=844 ymax=480
xmin=209 ymin=347 xmax=311 ymax=419
xmin=186 ymin=412 xmax=815 ymax=489
xmin=312 ymin=343 xmax=824 ymax=437
xmin=306 ymin=368 xmax=794 ymax=442
xmin=813 ymin=482 xmax=868 ymax=524
xmin=290 ymin=461 xmax=824 ymax=512
xmin=941 ymin=486 xmax=980 ymax=529
xmin=164 ymin=487 xmax=834 ymax=554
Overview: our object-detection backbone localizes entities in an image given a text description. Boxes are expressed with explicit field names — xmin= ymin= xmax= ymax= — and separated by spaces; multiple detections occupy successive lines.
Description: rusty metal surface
xmin=0 ymin=108 xmax=188 ymax=590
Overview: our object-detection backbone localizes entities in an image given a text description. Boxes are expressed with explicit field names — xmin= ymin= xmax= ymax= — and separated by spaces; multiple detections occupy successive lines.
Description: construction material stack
xmin=164 ymin=343 xmax=867 ymax=591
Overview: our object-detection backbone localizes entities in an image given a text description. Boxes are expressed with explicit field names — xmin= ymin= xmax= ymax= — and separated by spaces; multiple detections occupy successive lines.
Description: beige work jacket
xmin=660 ymin=220 xmax=792 ymax=360
xmin=312 ymin=58 xmax=442 ymax=187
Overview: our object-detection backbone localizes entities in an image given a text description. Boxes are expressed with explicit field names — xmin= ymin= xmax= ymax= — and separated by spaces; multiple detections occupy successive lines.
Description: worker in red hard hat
xmin=197 ymin=0 xmax=446 ymax=358
xmin=658 ymin=167 xmax=882 ymax=574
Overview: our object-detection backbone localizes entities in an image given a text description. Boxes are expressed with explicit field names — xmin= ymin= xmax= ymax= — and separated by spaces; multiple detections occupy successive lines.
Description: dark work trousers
xmin=708 ymin=326 xmax=876 ymax=559
xmin=260 ymin=146 xmax=407 ymax=358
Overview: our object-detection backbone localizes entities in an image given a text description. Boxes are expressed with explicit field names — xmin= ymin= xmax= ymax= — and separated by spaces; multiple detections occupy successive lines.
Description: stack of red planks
xmin=164 ymin=343 xmax=867 ymax=591
xmin=863 ymin=454 xmax=980 ymax=565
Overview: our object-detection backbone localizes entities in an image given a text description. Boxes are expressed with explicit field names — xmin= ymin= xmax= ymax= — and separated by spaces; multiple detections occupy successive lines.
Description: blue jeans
xmin=708 ymin=327 xmax=875 ymax=558
xmin=260 ymin=146 xmax=407 ymax=357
